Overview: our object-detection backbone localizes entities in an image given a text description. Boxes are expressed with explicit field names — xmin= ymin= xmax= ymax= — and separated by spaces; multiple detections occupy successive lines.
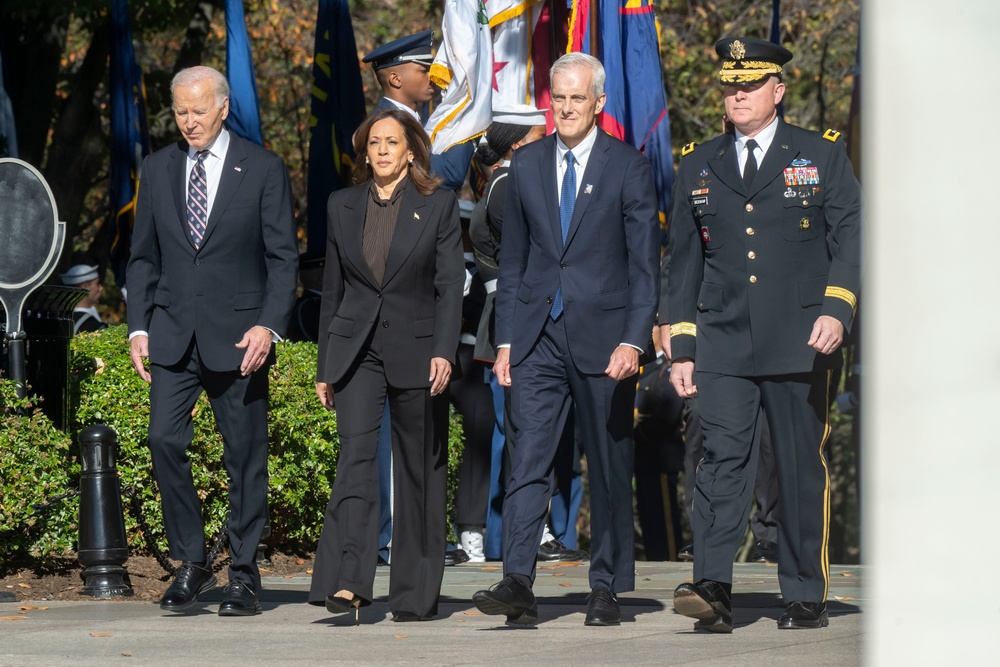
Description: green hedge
xmin=1 ymin=324 xmax=462 ymax=570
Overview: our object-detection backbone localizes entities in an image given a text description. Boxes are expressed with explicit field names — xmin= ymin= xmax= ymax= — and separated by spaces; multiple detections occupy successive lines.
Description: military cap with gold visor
xmin=715 ymin=37 xmax=793 ymax=85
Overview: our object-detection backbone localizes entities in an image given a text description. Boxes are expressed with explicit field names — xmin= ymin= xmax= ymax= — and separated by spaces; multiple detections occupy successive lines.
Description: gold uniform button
xmin=749 ymin=275 xmax=758 ymax=284
xmin=800 ymin=218 xmax=811 ymax=229
xmin=745 ymin=203 xmax=754 ymax=212
xmin=748 ymin=251 xmax=756 ymax=259
xmin=746 ymin=227 xmax=755 ymax=236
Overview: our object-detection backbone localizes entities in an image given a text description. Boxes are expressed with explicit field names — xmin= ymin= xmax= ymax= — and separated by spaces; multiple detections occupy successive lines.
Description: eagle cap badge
xmin=730 ymin=39 xmax=746 ymax=60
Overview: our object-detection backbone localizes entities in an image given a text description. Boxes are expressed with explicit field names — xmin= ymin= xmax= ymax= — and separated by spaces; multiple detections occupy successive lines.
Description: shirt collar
xmin=555 ymin=125 xmax=599 ymax=167
xmin=188 ymin=127 xmax=230 ymax=161
xmin=383 ymin=97 xmax=421 ymax=123
xmin=734 ymin=115 xmax=778 ymax=156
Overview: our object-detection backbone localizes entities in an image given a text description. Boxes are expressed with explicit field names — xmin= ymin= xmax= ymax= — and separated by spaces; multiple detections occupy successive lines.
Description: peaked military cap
xmin=363 ymin=30 xmax=435 ymax=70
xmin=60 ymin=264 xmax=100 ymax=286
xmin=715 ymin=37 xmax=793 ymax=85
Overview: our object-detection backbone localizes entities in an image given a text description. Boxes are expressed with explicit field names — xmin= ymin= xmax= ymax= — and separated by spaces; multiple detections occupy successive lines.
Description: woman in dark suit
xmin=308 ymin=108 xmax=464 ymax=622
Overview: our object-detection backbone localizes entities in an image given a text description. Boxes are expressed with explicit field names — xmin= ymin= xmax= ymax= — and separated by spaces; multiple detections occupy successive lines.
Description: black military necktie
xmin=743 ymin=138 xmax=759 ymax=189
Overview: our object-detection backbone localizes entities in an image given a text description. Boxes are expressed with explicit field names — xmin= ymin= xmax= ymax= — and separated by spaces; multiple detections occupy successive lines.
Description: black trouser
xmin=451 ymin=343 xmax=495 ymax=526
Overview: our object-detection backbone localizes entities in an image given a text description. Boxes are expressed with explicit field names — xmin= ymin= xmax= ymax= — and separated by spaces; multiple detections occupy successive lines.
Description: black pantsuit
xmin=309 ymin=326 xmax=449 ymax=617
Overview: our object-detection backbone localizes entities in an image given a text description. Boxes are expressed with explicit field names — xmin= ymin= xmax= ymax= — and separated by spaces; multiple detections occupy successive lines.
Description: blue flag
xmin=591 ymin=0 xmax=674 ymax=225
xmin=225 ymin=0 xmax=263 ymax=145
xmin=306 ymin=0 xmax=366 ymax=258
xmin=109 ymin=0 xmax=150 ymax=288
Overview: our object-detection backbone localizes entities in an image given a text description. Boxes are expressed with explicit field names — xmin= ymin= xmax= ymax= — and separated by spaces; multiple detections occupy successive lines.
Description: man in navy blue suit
xmin=472 ymin=52 xmax=659 ymax=627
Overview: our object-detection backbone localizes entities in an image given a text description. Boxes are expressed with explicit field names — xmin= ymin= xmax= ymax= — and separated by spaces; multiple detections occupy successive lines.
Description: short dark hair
xmin=352 ymin=109 xmax=442 ymax=196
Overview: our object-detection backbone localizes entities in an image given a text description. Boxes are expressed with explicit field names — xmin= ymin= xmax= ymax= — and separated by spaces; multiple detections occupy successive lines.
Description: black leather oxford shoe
xmin=472 ymin=575 xmax=538 ymax=625
xmin=673 ymin=580 xmax=733 ymax=633
xmin=537 ymin=539 xmax=589 ymax=562
xmin=751 ymin=539 xmax=778 ymax=564
xmin=160 ymin=561 xmax=216 ymax=612
xmin=584 ymin=587 xmax=621 ymax=626
xmin=218 ymin=580 xmax=261 ymax=616
xmin=778 ymin=601 xmax=828 ymax=629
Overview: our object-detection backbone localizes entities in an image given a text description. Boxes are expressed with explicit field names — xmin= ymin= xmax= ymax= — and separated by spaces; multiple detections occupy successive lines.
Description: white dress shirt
xmin=555 ymin=125 xmax=599 ymax=202
xmin=734 ymin=115 xmax=778 ymax=177
xmin=185 ymin=127 xmax=232 ymax=218
xmin=382 ymin=97 xmax=421 ymax=123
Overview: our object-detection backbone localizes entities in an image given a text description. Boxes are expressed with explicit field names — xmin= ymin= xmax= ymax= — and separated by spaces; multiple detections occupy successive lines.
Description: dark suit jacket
xmin=126 ymin=132 xmax=299 ymax=371
xmin=316 ymin=179 xmax=465 ymax=389
xmin=495 ymin=130 xmax=660 ymax=374
xmin=665 ymin=119 xmax=861 ymax=376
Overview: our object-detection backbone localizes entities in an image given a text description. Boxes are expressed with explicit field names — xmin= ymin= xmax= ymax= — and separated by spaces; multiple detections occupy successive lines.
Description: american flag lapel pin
xmin=414 ymin=212 xmax=420 ymax=220
xmin=234 ymin=166 xmax=242 ymax=172
xmin=584 ymin=184 xmax=593 ymax=194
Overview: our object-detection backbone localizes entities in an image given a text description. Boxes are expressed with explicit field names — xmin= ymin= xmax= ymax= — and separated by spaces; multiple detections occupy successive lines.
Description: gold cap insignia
xmin=730 ymin=39 xmax=746 ymax=60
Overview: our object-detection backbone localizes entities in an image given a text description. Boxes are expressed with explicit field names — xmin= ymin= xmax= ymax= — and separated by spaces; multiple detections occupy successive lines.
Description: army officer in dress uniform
xmin=661 ymin=37 xmax=861 ymax=632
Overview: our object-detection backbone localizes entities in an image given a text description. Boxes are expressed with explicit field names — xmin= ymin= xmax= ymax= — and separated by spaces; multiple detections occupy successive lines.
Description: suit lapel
xmin=749 ymin=119 xmax=796 ymax=199
xmin=340 ymin=185 xmax=380 ymax=289
xmin=168 ymin=142 xmax=192 ymax=248
xmin=200 ymin=134 xmax=248 ymax=249
xmin=382 ymin=180 xmax=426 ymax=286
xmin=708 ymin=133 xmax=744 ymax=196
xmin=562 ymin=130 xmax=610 ymax=253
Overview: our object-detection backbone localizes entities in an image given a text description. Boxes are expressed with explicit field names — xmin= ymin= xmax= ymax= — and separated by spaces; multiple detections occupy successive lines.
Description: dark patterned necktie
xmin=743 ymin=138 xmax=758 ymax=189
xmin=550 ymin=150 xmax=576 ymax=320
xmin=187 ymin=150 xmax=209 ymax=248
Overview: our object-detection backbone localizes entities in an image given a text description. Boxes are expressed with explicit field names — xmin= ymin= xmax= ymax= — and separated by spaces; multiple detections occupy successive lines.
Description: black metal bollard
xmin=77 ymin=424 xmax=134 ymax=597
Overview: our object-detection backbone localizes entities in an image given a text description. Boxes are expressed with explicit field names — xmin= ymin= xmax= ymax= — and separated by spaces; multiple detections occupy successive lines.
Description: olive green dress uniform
xmin=665 ymin=117 xmax=861 ymax=604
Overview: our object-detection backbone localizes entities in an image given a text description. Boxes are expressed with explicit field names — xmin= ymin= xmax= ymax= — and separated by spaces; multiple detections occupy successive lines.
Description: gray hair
xmin=171 ymin=66 xmax=230 ymax=108
xmin=550 ymin=52 xmax=606 ymax=98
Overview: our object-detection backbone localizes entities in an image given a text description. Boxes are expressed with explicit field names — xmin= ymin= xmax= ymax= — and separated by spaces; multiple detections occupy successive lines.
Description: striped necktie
xmin=187 ymin=150 xmax=209 ymax=248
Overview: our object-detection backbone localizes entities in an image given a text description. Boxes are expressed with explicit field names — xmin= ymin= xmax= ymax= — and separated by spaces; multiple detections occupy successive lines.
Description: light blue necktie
xmin=550 ymin=150 xmax=575 ymax=320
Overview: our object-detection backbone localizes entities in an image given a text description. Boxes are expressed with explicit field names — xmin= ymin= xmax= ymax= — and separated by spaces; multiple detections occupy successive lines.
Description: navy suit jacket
xmin=316 ymin=179 xmax=465 ymax=389
xmin=495 ymin=130 xmax=660 ymax=374
xmin=127 ymin=132 xmax=299 ymax=372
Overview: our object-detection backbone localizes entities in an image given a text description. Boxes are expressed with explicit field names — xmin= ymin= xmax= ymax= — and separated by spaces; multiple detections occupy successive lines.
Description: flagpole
xmin=590 ymin=0 xmax=599 ymax=58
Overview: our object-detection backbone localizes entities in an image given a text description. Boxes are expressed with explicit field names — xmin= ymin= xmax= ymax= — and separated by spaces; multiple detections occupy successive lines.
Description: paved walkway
xmin=0 ymin=561 xmax=863 ymax=666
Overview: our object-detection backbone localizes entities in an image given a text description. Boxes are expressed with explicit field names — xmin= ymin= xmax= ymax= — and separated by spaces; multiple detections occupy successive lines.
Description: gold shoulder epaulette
xmin=822 ymin=129 xmax=842 ymax=143
xmin=681 ymin=142 xmax=698 ymax=156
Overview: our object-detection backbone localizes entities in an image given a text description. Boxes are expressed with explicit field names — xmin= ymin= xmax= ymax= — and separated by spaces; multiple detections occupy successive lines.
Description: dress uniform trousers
xmin=693 ymin=369 xmax=833 ymax=603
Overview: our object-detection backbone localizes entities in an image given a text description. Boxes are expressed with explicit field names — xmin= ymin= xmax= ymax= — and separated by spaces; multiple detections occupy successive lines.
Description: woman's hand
xmin=316 ymin=382 xmax=336 ymax=410
xmin=428 ymin=357 xmax=452 ymax=396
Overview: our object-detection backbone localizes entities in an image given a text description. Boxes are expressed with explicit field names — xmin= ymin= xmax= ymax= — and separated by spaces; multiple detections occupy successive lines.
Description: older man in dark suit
xmin=472 ymin=52 xmax=660 ymax=627
xmin=126 ymin=65 xmax=298 ymax=617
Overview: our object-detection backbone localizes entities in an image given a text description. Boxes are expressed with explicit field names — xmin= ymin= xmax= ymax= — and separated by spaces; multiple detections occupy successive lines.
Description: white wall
xmin=866 ymin=2 xmax=1000 ymax=663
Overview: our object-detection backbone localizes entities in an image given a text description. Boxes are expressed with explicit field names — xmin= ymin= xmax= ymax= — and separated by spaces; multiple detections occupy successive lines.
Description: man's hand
xmin=605 ymin=344 xmax=640 ymax=381
xmin=316 ymin=382 xmax=335 ymax=410
xmin=669 ymin=358 xmax=697 ymax=397
xmin=807 ymin=315 xmax=845 ymax=355
xmin=429 ymin=357 xmax=452 ymax=396
xmin=658 ymin=324 xmax=672 ymax=360
xmin=493 ymin=347 xmax=512 ymax=387
xmin=129 ymin=335 xmax=151 ymax=383
xmin=235 ymin=326 xmax=274 ymax=376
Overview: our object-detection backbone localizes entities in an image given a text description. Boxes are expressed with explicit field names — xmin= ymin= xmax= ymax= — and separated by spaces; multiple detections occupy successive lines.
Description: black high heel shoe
xmin=325 ymin=594 xmax=363 ymax=624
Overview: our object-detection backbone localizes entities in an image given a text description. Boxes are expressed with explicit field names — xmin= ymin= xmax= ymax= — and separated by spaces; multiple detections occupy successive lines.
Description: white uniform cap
xmin=60 ymin=264 xmax=99 ymax=286
xmin=492 ymin=104 xmax=547 ymax=126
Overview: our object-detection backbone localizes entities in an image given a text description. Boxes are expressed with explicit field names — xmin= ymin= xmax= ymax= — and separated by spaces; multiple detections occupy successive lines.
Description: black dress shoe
xmin=445 ymin=548 xmax=470 ymax=566
xmin=472 ymin=575 xmax=538 ymax=625
xmin=218 ymin=580 xmax=261 ymax=616
xmin=584 ymin=587 xmax=621 ymax=626
xmin=751 ymin=539 xmax=779 ymax=564
xmin=677 ymin=544 xmax=694 ymax=561
xmin=778 ymin=601 xmax=828 ymax=629
xmin=673 ymin=580 xmax=733 ymax=633
xmin=160 ymin=561 xmax=216 ymax=612
xmin=537 ymin=539 xmax=589 ymax=562
xmin=391 ymin=611 xmax=422 ymax=622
